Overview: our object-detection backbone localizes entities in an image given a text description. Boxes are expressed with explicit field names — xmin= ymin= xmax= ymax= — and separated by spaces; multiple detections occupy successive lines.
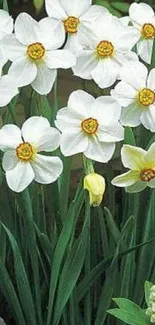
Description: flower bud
xmin=84 ymin=173 xmax=105 ymax=207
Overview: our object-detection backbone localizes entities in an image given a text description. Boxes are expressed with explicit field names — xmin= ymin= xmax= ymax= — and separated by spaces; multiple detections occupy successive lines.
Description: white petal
xmin=2 ymin=150 xmax=19 ymax=171
xmin=145 ymin=142 xmax=155 ymax=167
xmin=55 ymin=108 xmax=82 ymax=131
xmin=45 ymin=49 xmax=76 ymax=69
xmin=126 ymin=180 xmax=147 ymax=193
xmin=119 ymin=61 xmax=148 ymax=90
xmin=60 ymin=0 xmax=91 ymax=17
xmin=8 ymin=57 xmax=37 ymax=87
xmin=112 ymin=170 xmax=140 ymax=187
xmin=0 ymin=125 xmax=22 ymax=151
xmin=121 ymin=145 xmax=146 ymax=170
xmin=31 ymin=63 xmax=56 ymax=95
xmin=119 ymin=16 xmax=130 ymax=27
xmin=98 ymin=123 xmax=124 ymax=142
xmin=2 ymin=35 xmax=26 ymax=61
xmin=6 ymin=161 xmax=35 ymax=193
xmin=68 ymin=89 xmax=94 ymax=114
xmin=129 ymin=2 xmax=154 ymax=26
xmin=0 ymin=75 xmax=19 ymax=107
xmin=141 ymin=105 xmax=155 ymax=132
xmin=39 ymin=17 xmax=65 ymax=50
xmin=147 ymin=68 xmax=155 ymax=90
xmin=120 ymin=102 xmax=141 ymax=127
xmin=64 ymin=33 xmax=83 ymax=52
xmin=0 ymin=45 xmax=7 ymax=74
xmin=60 ymin=130 xmax=88 ymax=156
xmin=0 ymin=10 xmax=13 ymax=37
xmin=45 ymin=0 xmax=67 ymax=19
xmin=115 ymin=26 xmax=139 ymax=51
xmin=80 ymin=5 xmax=109 ymax=24
xmin=22 ymin=116 xmax=51 ymax=146
xmin=35 ymin=127 xmax=61 ymax=152
xmin=15 ymin=13 xmax=41 ymax=45
xmin=91 ymin=58 xmax=119 ymax=89
xmin=73 ymin=50 xmax=97 ymax=80
xmin=137 ymin=39 xmax=153 ymax=65
xmin=93 ymin=96 xmax=122 ymax=124
xmin=85 ymin=136 xmax=115 ymax=163
xmin=32 ymin=154 xmax=63 ymax=183
xmin=111 ymin=82 xmax=137 ymax=107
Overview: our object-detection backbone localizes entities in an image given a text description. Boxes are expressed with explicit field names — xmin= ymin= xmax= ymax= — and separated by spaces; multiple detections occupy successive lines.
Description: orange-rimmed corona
xmin=141 ymin=23 xmax=155 ymax=39
xmin=16 ymin=142 xmax=35 ymax=161
xmin=64 ymin=16 xmax=79 ymax=33
xmin=27 ymin=42 xmax=45 ymax=60
xmin=81 ymin=118 xmax=99 ymax=135
xmin=97 ymin=41 xmax=114 ymax=58
xmin=138 ymin=88 xmax=155 ymax=106
xmin=140 ymin=168 xmax=155 ymax=182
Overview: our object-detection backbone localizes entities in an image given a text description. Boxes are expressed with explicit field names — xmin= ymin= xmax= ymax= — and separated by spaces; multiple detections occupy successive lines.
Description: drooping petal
xmin=111 ymin=81 xmax=137 ymax=107
xmin=73 ymin=50 xmax=98 ymax=80
xmin=39 ymin=17 xmax=65 ymax=50
xmin=111 ymin=170 xmax=140 ymax=187
xmin=67 ymin=89 xmax=94 ymax=116
xmin=140 ymin=105 xmax=155 ymax=132
xmin=2 ymin=150 xmax=19 ymax=171
xmin=8 ymin=57 xmax=37 ymax=87
xmin=0 ymin=125 xmax=22 ymax=151
xmin=15 ymin=12 xmax=42 ymax=45
xmin=60 ymin=0 xmax=91 ymax=17
xmin=2 ymin=35 xmax=26 ymax=61
xmin=31 ymin=63 xmax=57 ymax=95
xmin=147 ymin=68 xmax=155 ymax=90
xmin=31 ymin=154 xmax=63 ymax=184
xmin=93 ymin=96 xmax=122 ymax=124
xmin=45 ymin=49 xmax=76 ymax=69
xmin=22 ymin=116 xmax=51 ymax=146
xmin=6 ymin=161 xmax=35 ymax=192
xmin=91 ymin=58 xmax=119 ymax=88
xmin=0 ymin=75 xmax=19 ymax=107
xmin=97 ymin=123 xmax=124 ymax=142
xmin=85 ymin=136 xmax=115 ymax=163
xmin=45 ymin=0 xmax=67 ymax=19
xmin=126 ymin=180 xmax=147 ymax=193
xmin=129 ymin=2 xmax=154 ymax=26
xmin=120 ymin=102 xmax=141 ymax=127
xmin=121 ymin=145 xmax=146 ymax=170
xmin=60 ymin=130 xmax=88 ymax=156
xmin=35 ymin=127 xmax=61 ymax=152
xmin=137 ymin=39 xmax=153 ymax=65
xmin=119 ymin=61 xmax=148 ymax=90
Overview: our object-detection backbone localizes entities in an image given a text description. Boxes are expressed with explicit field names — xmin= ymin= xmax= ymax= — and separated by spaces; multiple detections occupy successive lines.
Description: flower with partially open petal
xmin=72 ymin=15 xmax=139 ymax=89
xmin=2 ymin=13 xmax=76 ymax=95
xmin=0 ymin=116 xmax=63 ymax=192
xmin=55 ymin=90 xmax=124 ymax=163
xmin=111 ymin=61 xmax=155 ymax=132
xmin=0 ymin=10 xmax=13 ymax=74
xmin=45 ymin=0 xmax=109 ymax=52
xmin=112 ymin=144 xmax=155 ymax=193
xmin=129 ymin=2 xmax=155 ymax=64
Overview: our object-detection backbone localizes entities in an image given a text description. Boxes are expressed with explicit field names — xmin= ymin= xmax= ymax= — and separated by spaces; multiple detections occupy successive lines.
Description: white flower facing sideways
xmin=0 ymin=116 xmax=63 ymax=193
xmin=112 ymin=144 xmax=155 ymax=193
xmin=2 ymin=13 xmax=76 ymax=95
xmin=55 ymin=90 xmax=124 ymax=163
xmin=111 ymin=61 xmax=155 ymax=132
xmin=45 ymin=0 xmax=109 ymax=52
xmin=72 ymin=14 xmax=139 ymax=89
xmin=0 ymin=10 xmax=13 ymax=74
xmin=129 ymin=2 xmax=155 ymax=64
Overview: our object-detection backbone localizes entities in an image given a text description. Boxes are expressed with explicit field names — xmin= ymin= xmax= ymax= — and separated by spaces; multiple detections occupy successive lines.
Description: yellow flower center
xmin=140 ymin=168 xmax=155 ymax=182
xmin=97 ymin=41 xmax=114 ymax=58
xmin=138 ymin=88 xmax=155 ymax=106
xmin=81 ymin=118 xmax=99 ymax=135
xmin=141 ymin=23 xmax=155 ymax=39
xmin=27 ymin=42 xmax=45 ymax=60
xmin=16 ymin=142 xmax=34 ymax=161
xmin=64 ymin=16 xmax=79 ymax=33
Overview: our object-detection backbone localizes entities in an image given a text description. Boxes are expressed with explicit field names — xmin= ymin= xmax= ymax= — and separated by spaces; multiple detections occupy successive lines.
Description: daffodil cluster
xmin=0 ymin=0 xmax=155 ymax=198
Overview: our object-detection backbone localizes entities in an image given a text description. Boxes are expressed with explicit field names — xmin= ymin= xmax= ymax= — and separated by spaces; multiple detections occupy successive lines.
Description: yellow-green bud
xmin=84 ymin=173 xmax=105 ymax=207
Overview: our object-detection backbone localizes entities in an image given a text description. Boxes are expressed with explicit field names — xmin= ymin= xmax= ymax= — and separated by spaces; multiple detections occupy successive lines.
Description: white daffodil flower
xmin=129 ymin=2 xmax=155 ymax=64
xmin=72 ymin=15 xmax=139 ymax=89
xmin=2 ymin=13 xmax=76 ymax=95
xmin=0 ymin=75 xmax=18 ymax=107
xmin=0 ymin=116 xmax=63 ymax=193
xmin=111 ymin=61 xmax=155 ymax=132
xmin=55 ymin=90 xmax=124 ymax=163
xmin=112 ymin=144 xmax=155 ymax=193
xmin=45 ymin=0 xmax=109 ymax=52
xmin=0 ymin=10 xmax=13 ymax=74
